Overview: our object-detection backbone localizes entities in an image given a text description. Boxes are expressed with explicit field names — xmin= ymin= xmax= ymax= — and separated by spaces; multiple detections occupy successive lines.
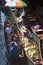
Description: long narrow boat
xmin=26 ymin=7 xmax=43 ymax=65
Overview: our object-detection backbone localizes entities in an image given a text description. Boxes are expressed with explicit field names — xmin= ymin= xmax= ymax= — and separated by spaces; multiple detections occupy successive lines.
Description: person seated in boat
xmin=5 ymin=24 xmax=12 ymax=34
xmin=9 ymin=32 xmax=14 ymax=42
xmin=12 ymin=34 xmax=18 ymax=42
xmin=19 ymin=24 xmax=27 ymax=38
xmin=9 ymin=33 xmax=19 ymax=53
xmin=5 ymin=24 xmax=14 ymax=43
xmin=9 ymin=40 xmax=19 ymax=65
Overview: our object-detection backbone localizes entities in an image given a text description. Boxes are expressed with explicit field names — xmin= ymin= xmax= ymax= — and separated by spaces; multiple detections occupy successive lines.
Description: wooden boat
xmin=4 ymin=20 xmax=21 ymax=65
xmin=26 ymin=7 xmax=43 ymax=65
xmin=4 ymin=7 xmax=43 ymax=65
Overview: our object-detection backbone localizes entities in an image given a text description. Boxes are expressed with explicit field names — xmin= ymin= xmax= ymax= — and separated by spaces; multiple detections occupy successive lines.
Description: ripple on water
xmin=0 ymin=26 xmax=7 ymax=65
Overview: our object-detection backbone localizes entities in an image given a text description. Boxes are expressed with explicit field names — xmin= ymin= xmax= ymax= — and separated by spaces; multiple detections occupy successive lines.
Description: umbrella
xmin=5 ymin=0 xmax=27 ymax=8
xmin=5 ymin=0 xmax=16 ymax=7
xmin=16 ymin=0 xmax=27 ymax=8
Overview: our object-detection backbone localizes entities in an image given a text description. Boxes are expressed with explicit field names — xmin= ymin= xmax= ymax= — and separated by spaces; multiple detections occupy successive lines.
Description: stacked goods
xmin=24 ymin=41 xmax=40 ymax=60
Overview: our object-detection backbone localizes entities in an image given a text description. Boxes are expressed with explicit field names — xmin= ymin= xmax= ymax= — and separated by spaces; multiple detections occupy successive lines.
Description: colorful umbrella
xmin=5 ymin=0 xmax=16 ymax=7
xmin=5 ymin=0 xmax=27 ymax=8
xmin=16 ymin=0 xmax=27 ymax=8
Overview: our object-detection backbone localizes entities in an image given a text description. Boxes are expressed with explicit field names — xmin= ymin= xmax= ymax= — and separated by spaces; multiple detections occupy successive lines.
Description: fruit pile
xmin=24 ymin=42 xmax=39 ymax=60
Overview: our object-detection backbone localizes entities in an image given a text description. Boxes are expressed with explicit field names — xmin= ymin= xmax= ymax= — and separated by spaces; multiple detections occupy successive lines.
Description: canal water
xmin=0 ymin=28 xmax=8 ymax=65
xmin=0 ymin=12 xmax=7 ymax=65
